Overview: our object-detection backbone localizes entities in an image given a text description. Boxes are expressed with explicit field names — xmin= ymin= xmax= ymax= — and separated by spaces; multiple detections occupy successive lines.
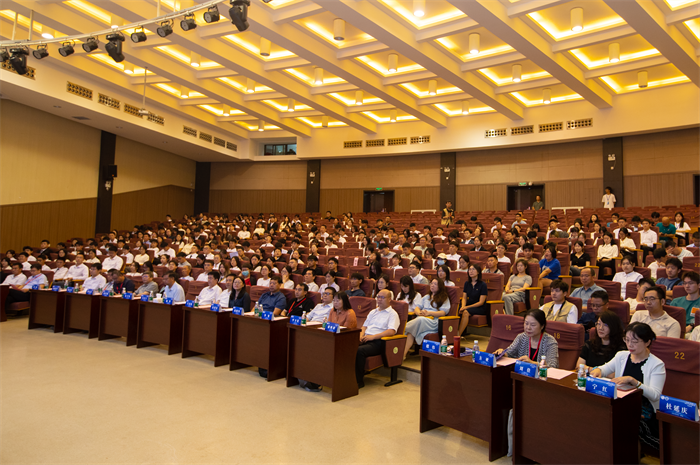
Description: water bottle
xmin=473 ymin=340 xmax=480 ymax=355
xmin=538 ymin=356 xmax=548 ymax=380
xmin=194 ymin=296 xmax=199 ymax=308
xmin=301 ymin=311 xmax=307 ymax=326
xmin=149 ymin=291 xmax=154 ymax=302
xmin=322 ymin=316 xmax=328 ymax=330
xmin=577 ymin=364 xmax=587 ymax=390
xmin=440 ymin=335 xmax=448 ymax=355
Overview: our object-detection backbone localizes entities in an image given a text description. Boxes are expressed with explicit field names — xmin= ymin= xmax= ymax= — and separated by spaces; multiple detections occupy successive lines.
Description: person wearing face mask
xmin=240 ymin=263 xmax=252 ymax=286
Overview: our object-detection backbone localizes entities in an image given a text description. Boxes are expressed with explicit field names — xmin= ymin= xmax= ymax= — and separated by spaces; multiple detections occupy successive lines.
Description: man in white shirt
xmin=665 ymin=240 xmax=693 ymax=263
xmin=200 ymin=245 xmax=215 ymax=260
xmin=630 ymin=286 xmax=681 ymax=338
xmin=545 ymin=219 xmax=563 ymax=240
xmin=445 ymin=242 xmax=462 ymax=262
xmin=117 ymin=240 xmax=134 ymax=265
xmin=612 ymin=257 xmax=643 ymax=299
xmin=17 ymin=253 xmax=31 ymax=270
xmin=400 ymin=244 xmax=416 ymax=263
xmin=413 ymin=237 xmax=428 ymax=255
xmin=66 ymin=253 xmax=89 ymax=282
xmin=307 ymin=287 xmax=335 ymax=322
xmin=196 ymin=261 xmax=214 ymax=282
xmin=639 ymin=219 xmax=658 ymax=260
xmin=378 ymin=244 xmax=395 ymax=260
xmin=216 ymin=274 xmax=234 ymax=308
xmin=408 ymin=261 xmax=429 ymax=285
xmin=389 ymin=255 xmax=403 ymax=270
xmin=2 ymin=263 xmax=28 ymax=286
xmin=102 ymin=246 xmax=124 ymax=272
xmin=4 ymin=263 xmax=48 ymax=314
xmin=303 ymin=269 xmax=319 ymax=292
xmin=197 ymin=271 xmax=222 ymax=306
xmin=83 ymin=263 xmax=107 ymax=291
xmin=355 ymin=289 xmax=400 ymax=388
xmin=540 ymin=280 xmax=578 ymax=324
xmin=157 ymin=243 xmax=177 ymax=260
xmin=161 ymin=272 xmax=186 ymax=303
xmin=613 ymin=217 xmax=629 ymax=239
xmin=51 ymin=258 xmax=69 ymax=285
xmin=625 ymin=278 xmax=655 ymax=314
xmin=186 ymin=245 xmax=201 ymax=259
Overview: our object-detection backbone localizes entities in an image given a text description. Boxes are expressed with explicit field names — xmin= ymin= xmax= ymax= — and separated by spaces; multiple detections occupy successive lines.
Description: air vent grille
xmin=567 ymin=118 xmax=592 ymax=130
xmin=226 ymin=141 xmax=237 ymax=152
xmin=388 ymin=137 xmax=407 ymax=146
xmin=98 ymin=93 xmax=120 ymax=109
xmin=199 ymin=132 xmax=212 ymax=143
xmin=410 ymin=135 xmax=430 ymax=144
xmin=214 ymin=137 xmax=226 ymax=147
xmin=485 ymin=128 xmax=507 ymax=138
xmin=539 ymin=122 xmax=563 ymax=133
xmin=183 ymin=126 xmax=197 ymax=137
xmin=344 ymin=140 xmax=363 ymax=149
xmin=366 ymin=139 xmax=385 ymax=147
xmin=511 ymin=125 xmax=534 ymax=136
xmin=124 ymin=103 xmax=142 ymax=118
xmin=67 ymin=82 xmax=92 ymax=100
xmin=147 ymin=113 xmax=164 ymax=125
xmin=1 ymin=61 xmax=35 ymax=78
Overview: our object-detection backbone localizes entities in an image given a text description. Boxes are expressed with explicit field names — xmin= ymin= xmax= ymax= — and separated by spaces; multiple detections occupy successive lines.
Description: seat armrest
xmin=381 ymin=334 xmax=407 ymax=341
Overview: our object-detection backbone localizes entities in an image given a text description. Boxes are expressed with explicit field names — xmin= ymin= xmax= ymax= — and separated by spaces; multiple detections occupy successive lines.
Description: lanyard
xmin=530 ymin=332 xmax=544 ymax=360
xmin=290 ymin=297 xmax=307 ymax=312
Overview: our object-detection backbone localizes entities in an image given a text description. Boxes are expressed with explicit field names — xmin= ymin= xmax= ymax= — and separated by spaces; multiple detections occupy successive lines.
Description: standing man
xmin=602 ymin=187 xmax=616 ymax=210
xmin=532 ymin=195 xmax=544 ymax=211
xmin=442 ymin=201 xmax=454 ymax=226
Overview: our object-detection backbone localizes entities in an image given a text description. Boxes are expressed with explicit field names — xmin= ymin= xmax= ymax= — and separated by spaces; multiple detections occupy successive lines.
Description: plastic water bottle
xmin=538 ymin=356 xmax=548 ymax=380
xmin=301 ymin=311 xmax=307 ymax=326
xmin=440 ymin=335 xmax=448 ymax=354
xmin=473 ymin=340 xmax=480 ymax=355
xmin=322 ymin=316 xmax=328 ymax=329
xmin=194 ymin=296 xmax=199 ymax=308
xmin=577 ymin=364 xmax=587 ymax=390
xmin=149 ymin=291 xmax=154 ymax=302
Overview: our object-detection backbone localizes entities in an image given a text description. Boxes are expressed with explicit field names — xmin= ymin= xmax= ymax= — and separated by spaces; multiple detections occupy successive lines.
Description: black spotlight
xmin=82 ymin=37 xmax=99 ymax=53
xmin=180 ymin=13 xmax=197 ymax=31
xmin=0 ymin=48 xmax=9 ymax=63
xmin=105 ymin=32 xmax=125 ymax=63
xmin=9 ymin=47 xmax=29 ymax=75
xmin=131 ymin=27 xmax=147 ymax=43
xmin=58 ymin=41 xmax=74 ymax=57
xmin=33 ymin=45 xmax=49 ymax=60
xmin=157 ymin=20 xmax=173 ymax=37
xmin=203 ymin=5 xmax=220 ymax=23
xmin=229 ymin=0 xmax=251 ymax=32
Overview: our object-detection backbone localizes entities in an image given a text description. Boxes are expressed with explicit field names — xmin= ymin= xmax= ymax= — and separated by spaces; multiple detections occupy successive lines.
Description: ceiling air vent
xmin=98 ymin=93 xmax=120 ymax=110
xmin=226 ymin=141 xmax=237 ymax=152
xmin=410 ymin=135 xmax=430 ymax=144
xmin=344 ymin=140 xmax=363 ymax=149
xmin=2 ymin=61 xmax=35 ymax=78
xmin=366 ymin=139 xmax=385 ymax=147
xmin=124 ymin=103 xmax=143 ymax=118
xmin=511 ymin=125 xmax=534 ymax=136
xmin=72 ymin=116 xmax=90 ymax=121
xmin=539 ymin=122 xmax=563 ymax=133
xmin=214 ymin=137 xmax=226 ymax=148
xmin=485 ymin=128 xmax=507 ymax=138
xmin=67 ymin=81 xmax=92 ymax=100
xmin=388 ymin=137 xmax=407 ymax=146
xmin=183 ymin=126 xmax=197 ymax=137
xmin=567 ymin=118 xmax=592 ymax=130
xmin=147 ymin=113 xmax=164 ymax=126
xmin=199 ymin=132 xmax=213 ymax=143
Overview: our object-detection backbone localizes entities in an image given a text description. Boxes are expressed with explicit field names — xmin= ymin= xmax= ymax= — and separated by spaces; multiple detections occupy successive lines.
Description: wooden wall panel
xmin=545 ymin=179 xmax=602 ymax=209
xmin=0 ymin=198 xmax=97 ymax=252
xmin=623 ymin=129 xmax=700 ymax=176
xmin=209 ymin=189 xmax=306 ymax=214
xmin=624 ymin=173 xmax=695 ymax=207
xmin=394 ymin=187 xmax=441 ymax=212
xmin=319 ymin=189 xmax=364 ymax=215
xmin=111 ymin=185 xmax=194 ymax=231
xmin=455 ymin=185 xmax=508 ymax=211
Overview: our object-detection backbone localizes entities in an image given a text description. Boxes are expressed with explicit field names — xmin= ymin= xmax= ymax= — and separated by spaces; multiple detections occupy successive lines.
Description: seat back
xmin=482 ymin=273 xmax=504 ymax=301
xmin=544 ymin=321 xmax=584 ymax=370
xmin=596 ymin=280 xmax=622 ymax=301
xmin=683 ymin=256 xmax=700 ymax=272
xmin=349 ymin=297 xmax=377 ymax=327
xmin=390 ymin=300 xmax=409 ymax=334
xmin=451 ymin=271 xmax=468 ymax=289
xmin=542 ymin=296 xmax=584 ymax=320
xmin=625 ymin=282 xmax=643 ymax=302
xmin=672 ymin=285 xmax=688 ymax=299
xmin=526 ymin=263 xmax=541 ymax=287
xmin=485 ymin=315 xmax=524 ymax=353
xmin=349 ymin=266 xmax=369 ymax=278
xmin=184 ymin=281 xmax=208 ymax=301
xmin=308 ymin=291 xmax=322 ymax=306
xmin=360 ymin=278 xmax=375 ymax=297
xmin=445 ymin=286 xmax=461 ymax=316
xmin=650 ymin=337 xmax=700 ymax=403
xmin=249 ymin=285 xmax=268 ymax=304
xmin=607 ymin=300 xmax=631 ymax=324
xmin=634 ymin=304 xmax=687 ymax=339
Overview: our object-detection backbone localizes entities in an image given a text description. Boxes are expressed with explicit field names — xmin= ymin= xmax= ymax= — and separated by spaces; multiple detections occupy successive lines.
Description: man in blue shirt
xmin=570 ymin=267 xmax=604 ymax=308
xmin=258 ymin=277 xmax=287 ymax=316
xmin=670 ymin=271 xmax=700 ymax=334
xmin=657 ymin=258 xmax=682 ymax=299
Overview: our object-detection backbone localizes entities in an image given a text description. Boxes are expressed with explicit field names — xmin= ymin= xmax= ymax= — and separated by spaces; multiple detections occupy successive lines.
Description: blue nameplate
xmin=290 ymin=315 xmax=301 ymax=325
xmin=422 ymin=340 xmax=440 ymax=354
xmin=164 ymin=298 xmax=173 ymax=305
xmin=32 ymin=284 xmax=39 ymax=290
xmin=261 ymin=311 xmax=274 ymax=321
xmin=52 ymin=285 xmax=60 ymax=292
xmin=211 ymin=304 xmax=220 ymax=312
xmin=660 ymin=395 xmax=699 ymax=421
xmin=585 ymin=377 xmax=617 ymax=399
xmin=324 ymin=322 xmax=339 ymax=333
xmin=473 ymin=351 xmax=496 ymax=368
xmin=185 ymin=300 xmax=194 ymax=308
xmin=86 ymin=289 xmax=93 ymax=295
xmin=123 ymin=293 xmax=133 ymax=300
xmin=140 ymin=294 xmax=149 ymax=301
xmin=102 ymin=290 xmax=110 ymax=297
xmin=515 ymin=360 xmax=538 ymax=378
xmin=67 ymin=287 xmax=75 ymax=293
xmin=231 ymin=307 xmax=244 ymax=316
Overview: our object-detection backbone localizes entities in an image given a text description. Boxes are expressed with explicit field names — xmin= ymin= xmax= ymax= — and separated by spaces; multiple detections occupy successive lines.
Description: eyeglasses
xmin=595 ymin=320 xmax=608 ymax=329
xmin=588 ymin=303 xmax=604 ymax=309
xmin=643 ymin=297 xmax=658 ymax=302
xmin=682 ymin=281 xmax=697 ymax=286
xmin=624 ymin=337 xmax=640 ymax=345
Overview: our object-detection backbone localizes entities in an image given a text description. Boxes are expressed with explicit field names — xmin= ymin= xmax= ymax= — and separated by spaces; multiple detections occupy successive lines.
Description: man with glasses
xmin=408 ymin=261 xmax=429 ymax=285
xmin=306 ymin=287 xmax=336 ymax=323
xmin=629 ymin=285 xmax=681 ymax=338
xmin=355 ymin=289 xmax=400 ymax=389
xmin=571 ymin=267 xmax=604 ymax=309
xmin=669 ymin=272 xmax=700 ymax=335
xmin=577 ymin=290 xmax=609 ymax=333
xmin=282 ymin=284 xmax=314 ymax=317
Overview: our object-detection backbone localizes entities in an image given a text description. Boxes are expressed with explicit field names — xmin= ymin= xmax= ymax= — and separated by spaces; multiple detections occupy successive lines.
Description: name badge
xmin=67 ymin=287 xmax=75 ymax=293
xmin=140 ymin=294 xmax=149 ymax=302
xmin=422 ymin=340 xmax=440 ymax=354
xmin=32 ymin=285 xmax=39 ymax=290
xmin=660 ymin=395 xmax=699 ymax=421
xmin=515 ymin=360 xmax=538 ymax=378
xmin=261 ymin=311 xmax=274 ymax=321
xmin=185 ymin=300 xmax=194 ymax=308
xmin=290 ymin=315 xmax=301 ymax=325
xmin=473 ymin=351 xmax=496 ymax=368
xmin=164 ymin=298 xmax=173 ymax=305
xmin=102 ymin=290 xmax=110 ymax=297
xmin=585 ymin=377 xmax=617 ymax=399
xmin=123 ymin=293 xmax=133 ymax=300
xmin=211 ymin=304 xmax=220 ymax=312
xmin=324 ymin=322 xmax=339 ymax=333
xmin=52 ymin=285 xmax=60 ymax=292
xmin=86 ymin=289 xmax=94 ymax=295
xmin=231 ymin=307 xmax=244 ymax=316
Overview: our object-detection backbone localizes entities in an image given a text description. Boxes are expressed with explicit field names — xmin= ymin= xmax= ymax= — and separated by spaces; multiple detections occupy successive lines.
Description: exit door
xmin=507 ymin=185 xmax=544 ymax=211
xmin=363 ymin=190 xmax=395 ymax=213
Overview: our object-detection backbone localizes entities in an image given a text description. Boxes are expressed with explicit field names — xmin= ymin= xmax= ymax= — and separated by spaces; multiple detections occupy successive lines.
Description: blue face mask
xmin=437 ymin=259 xmax=445 ymax=266
xmin=242 ymin=270 xmax=250 ymax=277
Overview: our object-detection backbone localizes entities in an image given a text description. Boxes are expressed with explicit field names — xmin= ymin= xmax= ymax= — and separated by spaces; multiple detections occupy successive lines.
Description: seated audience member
xmin=687 ymin=231 xmax=699 ymax=248
xmin=283 ymin=283 xmax=314 ymax=317
xmin=196 ymin=260 xmax=214 ymax=282
xmin=617 ymin=228 xmax=637 ymax=262
xmin=355 ymin=289 xmax=400 ymax=389
xmin=225 ymin=276 xmax=250 ymax=311
xmin=648 ymin=248 xmax=666 ymax=280
xmin=217 ymin=274 xmax=234 ymax=307
xmin=657 ymin=217 xmax=676 ymax=241
xmin=161 ymin=272 xmax=186 ymax=303
xmin=626 ymin=278 xmax=655 ymax=314
xmin=629 ymin=286 xmax=681 ymax=338
xmin=457 ymin=254 xmax=471 ymax=271
xmin=690 ymin=325 xmax=700 ymax=341
xmin=388 ymin=254 xmax=403 ymax=270
xmin=596 ymin=233 xmax=619 ymax=279
xmin=258 ymin=277 xmax=286 ymax=316
xmin=328 ymin=291 xmax=357 ymax=329
xmin=4 ymin=263 xmax=48 ymax=314
xmin=302 ymin=268 xmax=319 ymax=293
xmin=279 ymin=266 xmax=295 ymax=290
xmin=305 ymin=255 xmax=325 ymax=277
xmin=157 ymin=242 xmax=176 ymax=260
xmin=51 ymin=257 xmax=69 ymax=287
xmin=85 ymin=250 xmax=100 ymax=265
xmin=22 ymin=246 xmax=37 ymax=262
xmin=612 ymin=257 xmax=643 ymax=299
xmin=591 ymin=322 xmax=666 ymax=452
xmin=180 ymin=263 xmax=194 ymax=282
xmin=135 ymin=272 xmax=159 ymax=296
xmin=538 ymin=246 xmax=561 ymax=287
xmin=307 ymin=287 xmax=336 ymax=322
xmin=540 ymin=279 xmax=578 ymax=324
xmin=408 ymin=261 xmax=429 ymax=285
xmin=396 ymin=275 xmax=421 ymax=311
xmin=656 ymin=257 xmax=682 ymax=298
xmin=346 ymin=273 xmax=366 ymax=297
xmin=570 ymin=267 xmax=604 ymax=308
xmin=256 ymin=264 xmax=274 ymax=288
xmin=494 ymin=309 xmax=559 ymax=366
xmin=319 ymin=271 xmax=340 ymax=294
xmin=445 ymin=242 xmax=461 ymax=261
xmin=102 ymin=246 xmax=124 ymax=272
xmin=83 ymin=263 xmax=107 ymax=291
xmin=665 ymin=240 xmax=693 ymax=263
xmin=110 ymin=270 xmax=135 ymax=294
xmin=569 ymin=241 xmax=590 ymax=277
xmin=185 ymin=245 xmax=200 ymax=259
xmin=457 ymin=264 xmax=489 ymax=335
xmin=502 ymin=259 xmax=532 ymax=315
xmin=197 ymin=271 xmax=222 ymax=306
xmin=669 ymin=271 xmax=700 ymax=335
xmin=577 ymin=310 xmax=626 ymax=370
xmin=436 ymin=265 xmax=455 ymax=287
xmin=577 ymin=290 xmax=610 ymax=332
xmin=66 ymin=253 xmax=89 ymax=282
xmin=403 ymin=278 xmax=451 ymax=358
xmin=483 ymin=255 xmax=503 ymax=275
xmin=134 ymin=247 xmax=151 ymax=266
xmin=36 ymin=255 xmax=51 ymax=272
xmin=400 ymin=243 xmax=416 ymax=263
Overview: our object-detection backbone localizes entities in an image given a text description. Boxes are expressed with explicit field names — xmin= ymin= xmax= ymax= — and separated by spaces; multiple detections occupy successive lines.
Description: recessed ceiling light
xmin=53 ymin=105 xmax=62 ymax=108
xmin=115 ymin=126 xmax=123 ymax=129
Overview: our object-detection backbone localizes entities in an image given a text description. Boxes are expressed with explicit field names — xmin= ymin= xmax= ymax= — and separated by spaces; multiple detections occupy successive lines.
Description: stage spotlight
xmin=229 ymin=0 xmax=251 ymax=32
xmin=131 ymin=27 xmax=147 ymax=43
xmin=157 ymin=20 xmax=173 ymax=38
xmin=105 ymin=32 xmax=125 ymax=63
xmin=9 ymin=47 xmax=29 ymax=75
xmin=82 ymin=37 xmax=99 ymax=53
xmin=180 ymin=13 xmax=197 ymax=31
xmin=204 ymin=5 xmax=220 ymax=23
xmin=58 ymin=41 xmax=75 ymax=57
xmin=33 ymin=45 xmax=49 ymax=60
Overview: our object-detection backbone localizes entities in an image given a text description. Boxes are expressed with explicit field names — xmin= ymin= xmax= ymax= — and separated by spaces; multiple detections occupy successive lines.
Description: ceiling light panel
xmin=362 ymin=110 xmax=418 ymax=123
xmin=297 ymin=117 xmax=347 ymax=128
xmin=217 ymin=76 xmax=273 ymax=94
xmin=152 ymin=83 xmax=205 ymax=99
xmin=598 ymin=63 xmax=691 ymax=93
xmin=433 ymin=100 xmax=494 ymax=116
xmin=356 ymin=52 xmax=424 ymax=76
xmin=509 ymin=84 xmax=582 ymax=106
xmin=0 ymin=10 xmax=66 ymax=38
xmin=434 ymin=28 xmax=514 ymax=61
xmin=283 ymin=67 xmax=346 ymax=86
xmin=664 ymin=0 xmax=699 ymax=10
xmin=684 ymin=19 xmax=700 ymax=42
xmin=234 ymin=121 xmax=281 ymax=131
xmin=399 ymin=79 xmax=462 ymax=97
xmin=223 ymin=32 xmax=295 ymax=60
xmin=378 ymin=0 xmax=465 ymax=28
xmin=64 ymin=0 xmax=113 ymax=25
xmin=262 ymin=99 xmax=313 ymax=112
xmin=527 ymin=1 xmax=625 ymax=40
xmin=328 ymin=91 xmax=384 ymax=106
xmin=155 ymin=45 xmax=221 ymax=68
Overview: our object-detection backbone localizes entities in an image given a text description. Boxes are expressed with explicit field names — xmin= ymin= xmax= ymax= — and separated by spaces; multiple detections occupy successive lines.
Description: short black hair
xmin=550 ymin=279 xmax=569 ymax=293
xmin=590 ymin=290 xmax=609 ymax=304
xmin=666 ymin=257 xmax=682 ymax=270
xmin=209 ymin=270 xmax=221 ymax=281
xmin=653 ymin=248 xmax=667 ymax=259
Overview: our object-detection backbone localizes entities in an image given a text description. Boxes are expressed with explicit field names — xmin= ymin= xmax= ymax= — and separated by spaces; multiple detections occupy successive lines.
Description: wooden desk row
xmin=26 ymin=289 xmax=360 ymax=402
